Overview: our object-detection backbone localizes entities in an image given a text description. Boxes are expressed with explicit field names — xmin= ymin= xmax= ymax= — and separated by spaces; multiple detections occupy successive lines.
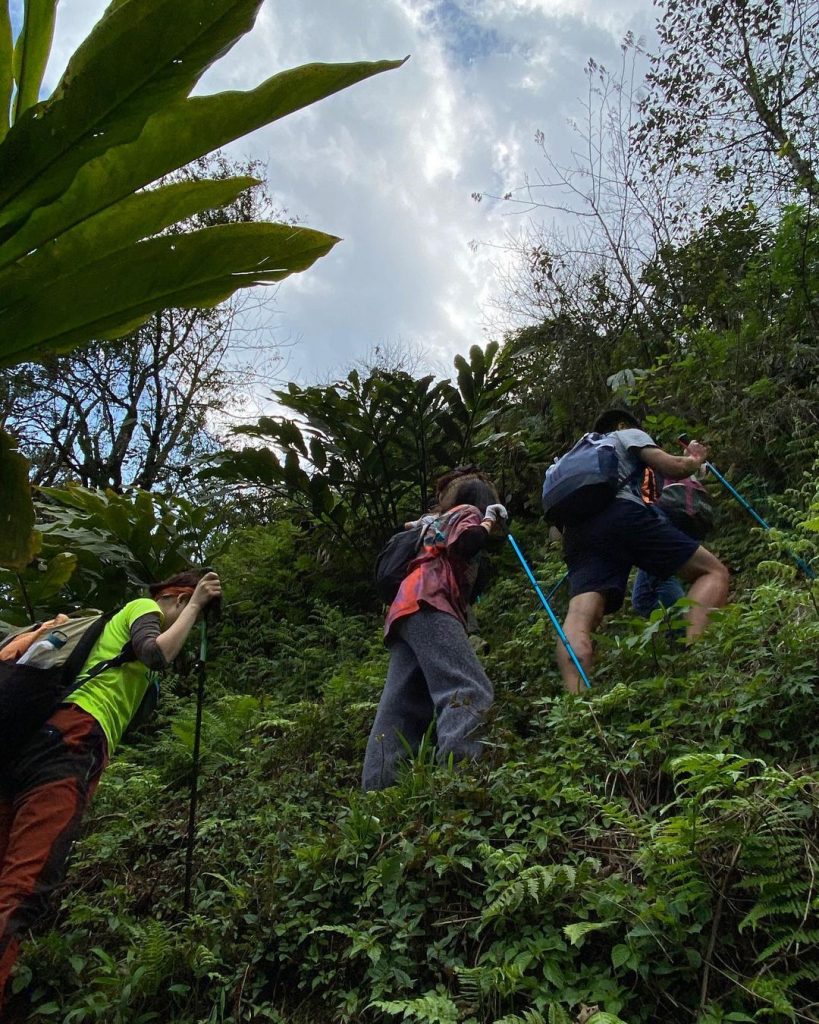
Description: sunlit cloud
xmin=40 ymin=0 xmax=653 ymax=388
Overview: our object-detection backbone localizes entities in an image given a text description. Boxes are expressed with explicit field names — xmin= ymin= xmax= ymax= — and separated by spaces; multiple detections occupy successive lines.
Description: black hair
xmin=593 ymin=407 xmax=642 ymax=434
xmin=434 ymin=465 xmax=480 ymax=499
xmin=438 ymin=473 xmax=499 ymax=516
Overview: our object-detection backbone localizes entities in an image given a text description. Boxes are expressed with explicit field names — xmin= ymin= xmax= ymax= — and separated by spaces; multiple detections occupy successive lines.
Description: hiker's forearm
xmin=452 ymin=525 xmax=490 ymax=559
xmin=641 ymin=447 xmax=700 ymax=479
xmin=155 ymin=604 xmax=202 ymax=662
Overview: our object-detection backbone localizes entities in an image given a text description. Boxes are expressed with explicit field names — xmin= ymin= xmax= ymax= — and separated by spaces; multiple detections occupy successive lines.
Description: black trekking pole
xmin=183 ymin=616 xmax=207 ymax=913
xmin=679 ymin=434 xmax=816 ymax=581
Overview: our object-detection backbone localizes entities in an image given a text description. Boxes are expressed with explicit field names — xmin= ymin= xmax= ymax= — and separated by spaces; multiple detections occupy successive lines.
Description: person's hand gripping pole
xmin=678 ymin=434 xmax=816 ymax=580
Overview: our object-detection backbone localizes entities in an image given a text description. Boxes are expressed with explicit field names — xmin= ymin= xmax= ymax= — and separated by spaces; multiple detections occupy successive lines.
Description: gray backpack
xmin=0 ymin=611 xmax=133 ymax=757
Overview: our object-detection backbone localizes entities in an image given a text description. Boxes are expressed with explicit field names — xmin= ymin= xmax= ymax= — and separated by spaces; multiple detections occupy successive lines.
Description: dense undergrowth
xmin=11 ymin=522 xmax=819 ymax=1024
xmin=4 ymin=1 xmax=819 ymax=1020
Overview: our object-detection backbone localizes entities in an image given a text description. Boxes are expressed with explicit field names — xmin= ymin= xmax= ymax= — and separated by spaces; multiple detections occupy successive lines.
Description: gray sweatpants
xmin=361 ymin=608 xmax=494 ymax=791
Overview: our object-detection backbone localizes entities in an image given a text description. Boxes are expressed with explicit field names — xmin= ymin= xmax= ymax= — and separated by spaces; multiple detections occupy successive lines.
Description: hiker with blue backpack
xmin=542 ymin=409 xmax=729 ymax=693
xmin=363 ymin=471 xmax=507 ymax=791
xmin=0 ymin=570 xmax=221 ymax=1011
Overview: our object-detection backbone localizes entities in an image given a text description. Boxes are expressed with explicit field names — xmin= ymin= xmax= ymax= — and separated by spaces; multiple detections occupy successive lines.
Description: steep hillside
xmin=13 ymin=529 xmax=819 ymax=1024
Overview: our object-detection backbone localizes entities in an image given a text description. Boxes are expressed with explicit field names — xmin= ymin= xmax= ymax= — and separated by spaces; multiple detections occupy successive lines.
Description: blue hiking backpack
xmin=542 ymin=433 xmax=621 ymax=527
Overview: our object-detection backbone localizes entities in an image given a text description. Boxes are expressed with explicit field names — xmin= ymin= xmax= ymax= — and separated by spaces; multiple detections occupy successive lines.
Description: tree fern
xmin=483 ymin=861 xmax=598 ymax=922
xmin=371 ymin=991 xmax=461 ymax=1024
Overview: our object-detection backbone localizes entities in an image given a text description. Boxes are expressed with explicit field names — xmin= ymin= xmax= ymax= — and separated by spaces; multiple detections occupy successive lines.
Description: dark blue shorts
xmin=563 ymin=500 xmax=700 ymax=613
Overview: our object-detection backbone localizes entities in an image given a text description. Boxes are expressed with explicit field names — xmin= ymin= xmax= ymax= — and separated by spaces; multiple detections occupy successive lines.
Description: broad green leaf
xmin=0 ymin=175 xmax=259 ymax=291
xmin=1 ymin=58 xmax=405 ymax=264
xmin=200 ymin=447 xmax=283 ymax=486
xmin=469 ymin=342 xmax=485 ymax=385
xmin=454 ymin=353 xmax=475 ymax=407
xmin=0 ymin=2 xmax=12 ymax=142
xmin=611 ymin=943 xmax=630 ymax=968
xmin=39 ymin=484 xmax=108 ymax=515
xmin=275 ymin=420 xmax=308 ymax=456
xmin=309 ymin=476 xmax=335 ymax=516
xmin=0 ymin=221 xmax=339 ymax=364
xmin=330 ymin=503 xmax=348 ymax=528
xmin=309 ymin=438 xmax=327 ymax=471
xmin=283 ymin=450 xmax=307 ymax=490
xmin=12 ymin=0 xmax=57 ymax=120
xmin=20 ymin=551 xmax=78 ymax=606
xmin=0 ymin=428 xmax=37 ymax=569
xmin=0 ymin=0 xmax=265 ymax=221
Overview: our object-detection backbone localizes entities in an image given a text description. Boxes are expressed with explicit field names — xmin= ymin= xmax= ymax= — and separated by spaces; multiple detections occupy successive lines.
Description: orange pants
xmin=0 ymin=706 xmax=107 ymax=1009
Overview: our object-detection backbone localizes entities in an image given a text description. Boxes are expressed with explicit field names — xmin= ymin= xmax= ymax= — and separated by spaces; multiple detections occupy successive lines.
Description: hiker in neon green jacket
xmin=0 ymin=570 xmax=221 ymax=1011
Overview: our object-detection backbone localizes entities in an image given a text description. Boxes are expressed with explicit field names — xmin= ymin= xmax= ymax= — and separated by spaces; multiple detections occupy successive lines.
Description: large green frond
xmin=0 ymin=58 xmax=405 ymax=266
xmin=0 ymin=0 xmax=266 ymax=219
xmin=0 ymin=221 xmax=340 ymax=364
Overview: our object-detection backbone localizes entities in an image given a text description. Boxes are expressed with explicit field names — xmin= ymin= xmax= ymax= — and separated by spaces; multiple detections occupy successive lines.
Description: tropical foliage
xmin=0 ymin=0 xmax=402 ymax=568
xmin=2 ymin=0 xmax=819 ymax=1022
xmin=7 ymin=527 xmax=819 ymax=1023
xmin=0 ymin=485 xmax=222 ymax=624
xmin=0 ymin=0 xmax=401 ymax=363
xmin=205 ymin=342 xmax=515 ymax=561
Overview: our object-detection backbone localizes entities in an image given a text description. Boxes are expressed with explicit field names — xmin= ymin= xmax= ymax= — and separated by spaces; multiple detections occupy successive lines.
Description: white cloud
xmin=41 ymin=0 xmax=654 ymax=386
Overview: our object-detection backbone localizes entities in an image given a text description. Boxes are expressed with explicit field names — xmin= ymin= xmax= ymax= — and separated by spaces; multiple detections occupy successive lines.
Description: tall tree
xmin=636 ymin=0 xmax=819 ymax=207
xmin=481 ymin=44 xmax=680 ymax=353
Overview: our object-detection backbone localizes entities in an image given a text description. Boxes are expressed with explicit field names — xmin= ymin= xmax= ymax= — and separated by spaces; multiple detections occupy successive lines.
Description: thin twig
xmin=700 ymin=842 xmax=743 ymax=1012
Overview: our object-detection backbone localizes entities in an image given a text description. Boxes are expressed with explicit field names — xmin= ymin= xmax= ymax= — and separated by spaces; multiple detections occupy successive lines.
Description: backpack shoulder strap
xmin=642 ymin=467 xmax=660 ymax=504
xmin=60 ymin=612 xmax=113 ymax=684
xmin=69 ymin=643 xmax=135 ymax=690
xmin=607 ymin=431 xmax=643 ymax=490
xmin=60 ymin=610 xmax=136 ymax=696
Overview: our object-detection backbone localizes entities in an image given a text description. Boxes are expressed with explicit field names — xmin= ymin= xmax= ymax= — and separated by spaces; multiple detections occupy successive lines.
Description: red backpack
xmin=643 ymin=469 xmax=715 ymax=541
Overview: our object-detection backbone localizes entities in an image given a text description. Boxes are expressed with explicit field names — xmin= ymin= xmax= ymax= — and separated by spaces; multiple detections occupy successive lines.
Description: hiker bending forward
xmin=362 ymin=474 xmax=506 ymax=791
xmin=558 ymin=410 xmax=729 ymax=693
xmin=0 ymin=570 xmax=221 ymax=1010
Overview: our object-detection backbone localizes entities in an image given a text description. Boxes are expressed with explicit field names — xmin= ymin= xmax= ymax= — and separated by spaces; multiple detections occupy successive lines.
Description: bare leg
xmin=677 ymin=546 xmax=730 ymax=640
xmin=557 ymin=592 xmax=606 ymax=694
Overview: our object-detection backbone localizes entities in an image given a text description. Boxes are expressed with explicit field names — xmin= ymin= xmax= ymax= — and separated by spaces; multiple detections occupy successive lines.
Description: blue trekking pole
xmin=508 ymin=534 xmax=591 ymax=689
xmin=679 ymin=435 xmax=816 ymax=581
xmin=545 ymin=570 xmax=569 ymax=602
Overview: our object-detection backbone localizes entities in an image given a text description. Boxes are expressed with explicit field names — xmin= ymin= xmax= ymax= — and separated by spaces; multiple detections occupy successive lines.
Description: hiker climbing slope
xmin=363 ymin=472 xmax=507 ymax=791
xmin=545 ymin=409 xmax=729 ymax=693
xmin=0 ymin=570 xmax=221 ymax=1012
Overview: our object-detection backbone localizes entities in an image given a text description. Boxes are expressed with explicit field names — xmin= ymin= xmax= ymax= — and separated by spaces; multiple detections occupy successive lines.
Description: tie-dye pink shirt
xmin=384 ymin=504 xmax=483 ymax=639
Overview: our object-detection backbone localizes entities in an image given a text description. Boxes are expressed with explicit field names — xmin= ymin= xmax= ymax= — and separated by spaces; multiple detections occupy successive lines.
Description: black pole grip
xmin=200 ymin=566 xmax=222 ymax=623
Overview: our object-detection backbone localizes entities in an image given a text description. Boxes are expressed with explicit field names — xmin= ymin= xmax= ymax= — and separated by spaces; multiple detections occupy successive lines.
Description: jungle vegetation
xmin=0 ymin=1 xmax=818 ymax=1022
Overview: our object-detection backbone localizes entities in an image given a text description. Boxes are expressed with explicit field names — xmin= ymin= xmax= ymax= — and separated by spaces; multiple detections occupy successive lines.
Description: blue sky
xmin=36 ymin=0 xmax=654 ymax=388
